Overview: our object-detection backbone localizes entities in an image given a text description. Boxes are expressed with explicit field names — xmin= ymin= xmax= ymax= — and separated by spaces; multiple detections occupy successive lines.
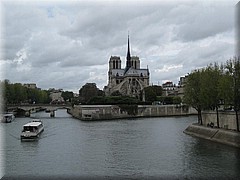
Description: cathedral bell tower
xmin=104 ymin=34 xmax=150 ymax=99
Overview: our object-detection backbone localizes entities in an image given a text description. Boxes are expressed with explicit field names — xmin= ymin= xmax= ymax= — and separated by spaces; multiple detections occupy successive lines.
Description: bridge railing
xmin=7 ymin=103 xmax=71 ymax=107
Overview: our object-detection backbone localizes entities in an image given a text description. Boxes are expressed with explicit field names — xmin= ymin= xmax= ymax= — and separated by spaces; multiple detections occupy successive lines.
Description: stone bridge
xmin=7 ymin=104 xmax=72 ymax=117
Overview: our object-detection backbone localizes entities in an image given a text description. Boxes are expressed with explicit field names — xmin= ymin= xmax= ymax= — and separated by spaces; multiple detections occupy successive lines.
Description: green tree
xmin=27 ymin=88 xmax=39 ymax=103
xmin=173 ymin=96 xmax=182 ymax=105
xmin=62 ymin=91 xmax=74 ymax=102
xmin=8 ymin=83 xmax=16 ymax=104
xmin=13 ymin=83 xmax=27 ymax=103
xmin=79 ymin=83 xmax=103 ymax=104
xmin=151 ymin=85 xmax=163 ymax=96
xmin=218 ymin=66 xmax=233 ymax=109
xmin=183 ymin=70 xmax=203 ymax=124
xmin=225 ymin=57 xmax=240 ymax=131
xmin=2 ymin=80 xmax=11 ymax=104
xmin=38 ymin=90 xmax=51 ymax=103
xmin=144 ymin=86 xmax=157 ymax=102
xmin=200 ymin=63 xmax=221 ymax=128
xmin=111 ymin=90 xmax=122 ymax=96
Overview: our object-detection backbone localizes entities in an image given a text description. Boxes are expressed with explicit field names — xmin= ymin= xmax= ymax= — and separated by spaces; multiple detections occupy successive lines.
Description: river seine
xmin=1 ymin=109 xmax=240 ymax=179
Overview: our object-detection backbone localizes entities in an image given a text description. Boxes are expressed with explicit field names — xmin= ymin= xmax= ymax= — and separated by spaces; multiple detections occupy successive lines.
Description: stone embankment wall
xmin=184 ymin=124 xmax=240 ymax=148
xmin=70 ymin=105 xmax=130 ymax=120
xmin=137 ymin=105 xmax=197 ymax=117
xmin=69 ymin=105 xmax=197 ymax=120
xmin=202 ymin=111 xmax=239 ymax=131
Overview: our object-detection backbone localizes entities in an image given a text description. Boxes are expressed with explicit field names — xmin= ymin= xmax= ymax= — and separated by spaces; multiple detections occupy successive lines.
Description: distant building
xmin=178 ymin=76 xmax=188 ymax=87
xmin=162 ymin=81 xmax=177 ymax=96
xmin=104 ymin=35 xmax=150 ymax=100
xmin=161 ymin=75 xmax=189 ymax=98
xmin=73 ymin=93 xmax=79 ymax=98
xmin=24 ymin=83 xmax=37 ymax=89
xmin=48 ymin=88 xmax=63 ymax=93
xmin=49 ymin=88 xmax=64 ymax=104
xmin=177 ymin=75 xmax=189 ymax=99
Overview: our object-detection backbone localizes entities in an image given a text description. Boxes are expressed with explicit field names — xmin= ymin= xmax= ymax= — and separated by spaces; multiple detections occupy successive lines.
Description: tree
xmin=27 ymin=88 xmax=38 ymax=103
xmin=144 ymin=86 xmax=157 ymax=102
xmin=79 ymin=83 xmax=103 ymax=104
xmin=38 ymin=90 xmax=51 ymax=104
xmin=13 ymin=83 xmax=27 ymax=103
xmin=2 ymin=80 xmax=51 ymax=105
xmin=173 ymin=96 xmax=182 ymax=105
xmin=2 ymin=79 xmax=11 ymax=104
xmin=183 ymin=70 xmax=203 ymax=124
xmin=200 ymin=63 xmax=221 ymax=128
xmin=111 ymin=90 xmax=122 ymax=96
xmin=151 ymin=85 xmax=163 ymax=96
xmin=62 ymin=91 xmax=74 ymax=102
xmin=218 ymin=65 xmax=233 ymax=109
xmin=225 ymin=57 xmax=240 ymax=131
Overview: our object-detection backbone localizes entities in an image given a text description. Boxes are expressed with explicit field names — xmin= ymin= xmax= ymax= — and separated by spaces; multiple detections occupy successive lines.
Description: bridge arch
xmin=7 ymin=104 xmax=72 ymax=117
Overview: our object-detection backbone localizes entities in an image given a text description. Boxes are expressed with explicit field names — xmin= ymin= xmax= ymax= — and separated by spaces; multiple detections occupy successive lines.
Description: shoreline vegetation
xmin=181 ymin=57 xmax=240 ymax=148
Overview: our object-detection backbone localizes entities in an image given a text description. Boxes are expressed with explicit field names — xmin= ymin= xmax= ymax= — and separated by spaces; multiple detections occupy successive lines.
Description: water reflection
xmin=234 ymin=150 xmax=240 ymax=177
xmin=105 ymin=121 xmax=146 ymax=177
xmin=184 ymin=137 xmax=240 ymax=178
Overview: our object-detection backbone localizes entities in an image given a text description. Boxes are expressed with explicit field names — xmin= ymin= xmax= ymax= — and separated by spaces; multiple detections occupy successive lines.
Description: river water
xmin=1 ymin=109 xmax=240 ymax=179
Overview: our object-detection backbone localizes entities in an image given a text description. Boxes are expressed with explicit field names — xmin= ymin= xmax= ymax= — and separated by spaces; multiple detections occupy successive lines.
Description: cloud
xmin=155 ymin=64 xmax=183 ymax=73
xmin=0 ymin=0 xmax=238 ymax=92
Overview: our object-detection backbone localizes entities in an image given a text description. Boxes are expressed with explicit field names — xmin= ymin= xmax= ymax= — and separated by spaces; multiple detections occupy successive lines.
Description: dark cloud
xmin=0 ymin=0 xmax=238 ymax=92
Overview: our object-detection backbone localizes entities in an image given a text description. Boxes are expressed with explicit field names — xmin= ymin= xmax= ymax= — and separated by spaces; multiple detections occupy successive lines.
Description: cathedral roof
xmin=112 ymin=68 xmax=149 ymax=77
xmin=124 ymin=67 xmax=148 ymax=76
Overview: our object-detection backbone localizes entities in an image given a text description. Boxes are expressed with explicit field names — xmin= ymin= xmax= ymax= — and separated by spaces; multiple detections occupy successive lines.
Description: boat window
xmin=23 ymin=126 xmax=35 ymax=132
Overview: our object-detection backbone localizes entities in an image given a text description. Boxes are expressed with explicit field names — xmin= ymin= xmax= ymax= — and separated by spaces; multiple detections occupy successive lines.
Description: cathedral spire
xmin=126 ymin=34 xmax=131 ymax=68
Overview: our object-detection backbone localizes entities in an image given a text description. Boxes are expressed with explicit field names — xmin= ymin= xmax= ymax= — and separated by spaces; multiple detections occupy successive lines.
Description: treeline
xmin=1 ymin=80 xmax=51 ymax=105
xmin=183 ymin=57 xmax=240 ymax=131
xmin=156 ymin=96 xmax=182 ymax=105
xmin=78 ymin=83 xmax=165 ymax=105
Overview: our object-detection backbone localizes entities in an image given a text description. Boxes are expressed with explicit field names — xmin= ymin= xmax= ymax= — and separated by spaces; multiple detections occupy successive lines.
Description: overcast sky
xmin=0 ymin=0 xmax=239 ymax=93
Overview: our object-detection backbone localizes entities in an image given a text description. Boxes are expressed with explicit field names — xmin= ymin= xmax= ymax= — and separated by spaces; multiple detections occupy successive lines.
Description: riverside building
xmin=104 ymin=36 xmax=150 ymax=100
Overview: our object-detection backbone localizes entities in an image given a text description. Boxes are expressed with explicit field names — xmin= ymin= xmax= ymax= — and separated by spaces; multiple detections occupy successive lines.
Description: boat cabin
xmin=22 ymin=121 xmax=43 ymax=132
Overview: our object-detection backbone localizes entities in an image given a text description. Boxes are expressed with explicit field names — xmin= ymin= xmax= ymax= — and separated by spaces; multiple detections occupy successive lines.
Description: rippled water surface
xmin=1 ymin=109 xmax=240 ymax=179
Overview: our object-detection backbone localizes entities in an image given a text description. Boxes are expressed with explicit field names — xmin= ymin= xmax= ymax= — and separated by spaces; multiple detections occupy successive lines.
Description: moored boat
xmin=1 ymin=113 xmax=15 ymax=123
xmin=21 ymin=120 xmax=44 ymax=141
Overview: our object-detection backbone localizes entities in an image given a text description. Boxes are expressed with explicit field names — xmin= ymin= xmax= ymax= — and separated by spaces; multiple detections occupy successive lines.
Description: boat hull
xmin=1 ymin=114 xmax=15 ymax=123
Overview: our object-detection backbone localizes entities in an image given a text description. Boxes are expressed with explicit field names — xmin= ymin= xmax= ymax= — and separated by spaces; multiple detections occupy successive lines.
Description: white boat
xmin=1 ymin=113 xmax=15 ymax=123
xmin=21 ymin=120 xmax=44 ymax=140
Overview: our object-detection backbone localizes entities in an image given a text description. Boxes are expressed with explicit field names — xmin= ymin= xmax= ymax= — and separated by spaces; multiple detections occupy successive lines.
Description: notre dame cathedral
xmin=104 ymin=35 xmax=150 ymax=100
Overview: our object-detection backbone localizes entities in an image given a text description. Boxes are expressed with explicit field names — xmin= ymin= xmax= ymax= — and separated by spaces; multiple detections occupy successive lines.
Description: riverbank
xmin=184 ymin=124 xmax=240 ymax=148
xmin=69 ymin=104 xmax=197 ymax=120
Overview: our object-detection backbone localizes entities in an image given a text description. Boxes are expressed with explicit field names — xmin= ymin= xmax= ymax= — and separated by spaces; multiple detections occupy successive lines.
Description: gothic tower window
xmin=133 ymin=78 xmax=136 ymax=85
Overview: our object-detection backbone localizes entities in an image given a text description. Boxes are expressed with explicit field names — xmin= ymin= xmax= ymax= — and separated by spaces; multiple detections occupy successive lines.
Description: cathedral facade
xmin=104 ymin=36 xmax=150 ymax=100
